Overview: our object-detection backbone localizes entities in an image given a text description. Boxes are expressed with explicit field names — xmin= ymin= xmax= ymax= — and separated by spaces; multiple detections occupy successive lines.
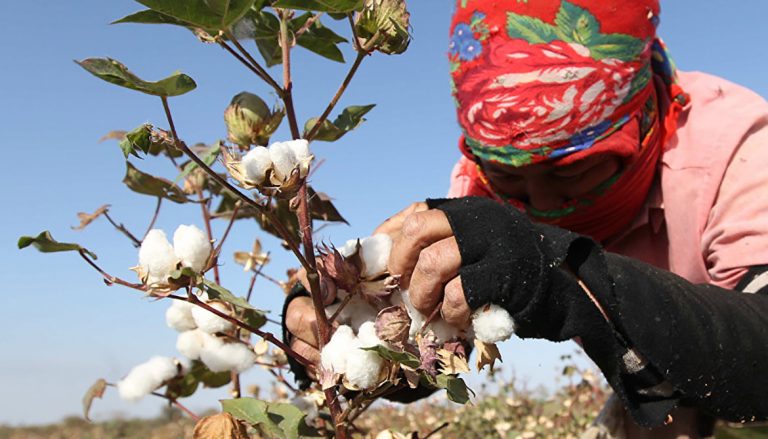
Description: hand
xmin=384 ymin=203 xmax=472 ymax=328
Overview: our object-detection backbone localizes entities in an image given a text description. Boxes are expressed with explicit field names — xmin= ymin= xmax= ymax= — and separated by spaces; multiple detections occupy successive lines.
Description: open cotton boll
xmin=242 ymin=146 xmax=272 ymax=184
xmin=472 ymin=304 xmax=516 ymax=343
xmin=191 ymin=301 xmax=234 ymax=334
xmin=344 ymin=344 xmax=383 ymax=390
xmin=138 ymin=229 xmax=177 ymax=285
xmin=285 ymin=139 xmax=312 ymax=178
xmin=176 ymin=329 xmax=216 ymax=360
xmin=173 ymin=225 xmax=211 ymax=273
xmin=429 ymin=318 xmax=461 ymax=344
xmin=357 ymin=321 xmax=385 ymax=348
xmin=359 ymin=234 xmax=392 ymax=278
xmin=346 ymin=296 xmax=380 ymax=331
xmin=200 ymin=341 xmax=257 ymax=373
xmin=117 ymin=356 xmax=179 ymax=402
xmin=268 ymin=141 xmax=297 ymax=182
xmin=393 ymin=290 xmax=426 ymax=341
xmin=165 ymin=300 xmax=197 ymax=332
xmin=320 ymin=325 xmax=356 ymax=375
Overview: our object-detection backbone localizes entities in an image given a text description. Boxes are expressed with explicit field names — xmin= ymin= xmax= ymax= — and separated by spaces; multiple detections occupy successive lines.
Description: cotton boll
xmin=396 ymin=290 xmax=426 ymax=341
xmin=242 ymin=146 xmax=272 ymax=184
xmin=173 ymin=224 xmax=211 ymax=273
xmin=344 ymin=345 xmax=383 ymax=390
xmin=117 ymin=356 xmax=179 ymax=402
xmin=200 ymin=341 xmax=257 ymax=373
xmin=165 ymin=300 xmax=197 ymax=332
xmin=320 ymin=325 xmax=356 ymax=375
xmin=268 ymin=141 xmax=297 ymax=182
xmin=285 ymin=139 xmax=312 ymax=178
xmin=357 ymin=321 xmax=384 ymax=348
xmin=429 ymin=318 xmax=461 ymax=344
xmin=345 ymin=296 xmax=379 ymax=331
xmin=338 ymin=239 xmax=359 ymax=258
xmin=191 ymin=301 xmax=234 ymax=334
xmin=472 ymin=304 xmax=516 ymax=343
xmin=138 ymin=229 xmax=177 ymax=285
xmin=359 ymin=234 xmax=392 ymax=278
xmin=176 ymin=329 xmax=215 ymax=360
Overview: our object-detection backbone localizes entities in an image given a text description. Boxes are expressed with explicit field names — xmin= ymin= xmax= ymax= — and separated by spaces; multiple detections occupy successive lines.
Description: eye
xmin=550 ymin=169 xmax=584 ymax=182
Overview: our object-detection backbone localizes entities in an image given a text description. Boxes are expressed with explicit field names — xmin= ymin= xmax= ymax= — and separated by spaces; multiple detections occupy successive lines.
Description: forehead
xmin=481 ymin=153 xmax=616 ymax=177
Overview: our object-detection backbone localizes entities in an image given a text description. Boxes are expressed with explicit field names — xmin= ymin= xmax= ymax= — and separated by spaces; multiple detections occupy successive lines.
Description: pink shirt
xmin=449 ymin=71 xmax=768 ymax=289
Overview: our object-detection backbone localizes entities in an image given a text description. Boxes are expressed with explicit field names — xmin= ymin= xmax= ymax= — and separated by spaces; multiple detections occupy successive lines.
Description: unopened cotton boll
xmin=472 ymin=304 xmax=516 ymax=343
xmin=268 ymin=141 xmax=297 ymax=182
xmin=165 ymin=300 xmax=197 ymax=332
xmin=320 ymin=325 xmax=356 ymax=375
xmin=117 ymin=356 xmax=179 ymax=402
xmin=359 ymin=234 xmax=392 ymax=278
xmin=173 ymin=225 xmax=211 ymax=273
xmin=242 ymin=145 xmax=272 ymax=184
xmin=191 ymin=301 xmax=234 ymax=334
xmin=200 ymin=340 xmax=256 ymax=373
xmin=138 ymin=229 xmax=177 ymax=285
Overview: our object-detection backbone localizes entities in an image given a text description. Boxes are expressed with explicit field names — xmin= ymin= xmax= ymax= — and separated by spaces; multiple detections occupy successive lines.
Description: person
xmin=284 ymin=1 xmax=768 ymax=437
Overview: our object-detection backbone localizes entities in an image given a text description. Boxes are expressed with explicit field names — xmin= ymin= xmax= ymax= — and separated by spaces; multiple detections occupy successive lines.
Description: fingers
xmin=441 ymin=276 xmax=471 ymax=328
xmin=297 ymin=267 xmax=336 ymax=305
xmin=373 ymin=202 xmax=428 ymax=236
xmin=388 ymin=209 xmax=454 ymax=285
xmin=285 ymin=296 xmax=320 ymax=347
xmin=290 ymin=338 xmax=320 ymax=369
xmin=408 ymin=237 xmax=462 ymax=315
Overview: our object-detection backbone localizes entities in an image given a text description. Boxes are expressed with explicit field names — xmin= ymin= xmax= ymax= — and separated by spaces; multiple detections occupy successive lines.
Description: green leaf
xmin=434 ymin=374 xmax=471 ymax=404
xmin=18 ymin=231 xmax=97 ymax=260
xmin=588 ymin=33 xmax=646 ymax=62
xmin=308 ymin=187 xmax=347 ymax=224
xmin=554 ymin=0 xmax=599 ymax=45
xmin=250 ymin=11 xmax=282 ymax=67
xmin=272 ymin=0 xmax=363 ymax=13
xmin=123 ymin=162 xmax=190 ymax=204
xmin=304 ymin=104 xmax=375 ymax=142
xmin=176 ymin=142 xmax=222 ymax=182
xmin=135 ymin=0 xmax=256 ymax=32
xmin=76 ymin=58 xmax=196 ymax=97
xmin=222 ymin=398 xmax=316 ymax=439
xmin=119 ymin=124 xmax=153 ymax=158
xmin=362 ymin=345 xmax=421 ymax=369
xmin=82 ymin=378 xmax=107 ymax=422
xmin=202 ymin=279 xmax=266 ymax=319
xmin=165 ymin=360 xmax=231 ymax=399
xmin=295 ymin=13 xmax=347 ymax=63
xmin=112 ymin=9 xmax=191 ymax=27
xmin=506 ymin=14 xmax=559 ymax=44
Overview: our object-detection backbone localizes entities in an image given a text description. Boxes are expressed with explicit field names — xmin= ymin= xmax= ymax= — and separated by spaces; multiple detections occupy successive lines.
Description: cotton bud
xmin=191 ymin=300 xmax=234 ymax=334
xmin=224 ymin=92 xmax=284 ymax=147
xmin=116 ymin=356 xmax=180 ymax=402
xmin=355 ymin=0 xmax=411 ymax=55
xmin=138 ymin=229 xmax=178 ymax=286
xmin=165 ymin=300 xmax=196 ymax=332
xmin=173 ymin=225 xmax=211 ymax=273
xmin=472 ymin=304 xmax=516 ymax=343
xmin=242 ymin=146 xmax=272 ymax=185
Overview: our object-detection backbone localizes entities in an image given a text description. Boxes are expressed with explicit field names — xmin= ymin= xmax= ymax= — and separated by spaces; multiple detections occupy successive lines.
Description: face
xmin=480 ymin=154 xmax=622 ymax=211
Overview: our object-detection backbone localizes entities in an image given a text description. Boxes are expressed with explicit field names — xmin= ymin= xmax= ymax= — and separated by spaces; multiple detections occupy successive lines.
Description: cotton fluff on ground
xmin=138 ymin=230 xmax=177 ymax=285
xmin=472 ymin=304 xmax=515 ymax=343
xmin=390 ymin=290 xmax=460 ymax=343
xmin=165 ymin=300 xmax=196 ymax=332
xmin=339 ymin=234 xmax=392 ymax=279
xmin=191 ymin=299 xmax=234 ymax=334
xmin=173 ymin=224 xmax=211 ymax=273
xmin=176 ymin=329 xmax=256 ymax=373
xmin=320 ymin=323 xmax=385 ymax=389
xmin=117 ymin=356 xmax=179 ymax=402
xmin=242 ymin=145 xmax=271 ymax=184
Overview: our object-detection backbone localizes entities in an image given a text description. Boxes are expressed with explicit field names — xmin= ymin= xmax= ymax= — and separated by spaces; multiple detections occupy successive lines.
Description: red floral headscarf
xmin=449 ymin=0 xmax=690 ymax=242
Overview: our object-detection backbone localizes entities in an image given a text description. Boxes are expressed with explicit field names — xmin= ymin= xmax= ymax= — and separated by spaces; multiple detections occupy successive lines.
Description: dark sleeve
xmin=431 ymin=196 xmax=768 ymax=427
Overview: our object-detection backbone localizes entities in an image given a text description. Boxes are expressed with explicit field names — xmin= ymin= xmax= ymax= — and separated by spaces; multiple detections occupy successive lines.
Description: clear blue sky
xmin=2 ymin=0 xmax=767 ymax=426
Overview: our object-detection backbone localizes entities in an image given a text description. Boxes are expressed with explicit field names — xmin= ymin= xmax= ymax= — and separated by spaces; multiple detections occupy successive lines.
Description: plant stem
xmin=197 ymin=192 xmax=219 ymax=283
xmin=158 ymin=97 xmax=310 ymax=271
xmin=213 ymin=201 xmax=241 ymax=260
xmin=149 ymin=392 xmax=201 ymax=421
xmin=305 ymin=51 xmax=366 ymax=142
xmin=347 ymin=14 xmax=361 ymax=51
xmin=423 ymin=422 xmax=450 ymax=439
xmin=78 ymin=250 xmax=145 ymax=291
xmin=223 ymin=34 xmax=283 ymax=94
xmin=279 ymin=11 xmax=301 ymax=139
xmin=294 ymin=12 xmax=323 ymax=38
xmin=103 ymin=211 xmax=141 ymax=247
xmin=141 ymin=197 xmax=163 ymax=241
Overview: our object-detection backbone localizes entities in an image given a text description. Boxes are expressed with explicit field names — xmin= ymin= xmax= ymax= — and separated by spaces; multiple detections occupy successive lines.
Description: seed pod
xmin=355 ymin=0 xmax=411 ymax=55
xmin=224 ymin=92 xmax=285 ymax=147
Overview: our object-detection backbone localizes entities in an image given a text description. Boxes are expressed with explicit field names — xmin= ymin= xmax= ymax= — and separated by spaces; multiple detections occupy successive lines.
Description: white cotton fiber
xmin=165 ymin=300 xmax=197 ymax=332
xmin=242 ymin=145 xmax=272 ymax=184
xmin=176 ymin=329 xmax=213 ymax=360
xmin=345 ymin=346 xmax=383 ymax=390
xmin=320 ymin=325 xmax=356 ymax=375
xmin=268 ymin=141 xmax=297 ymax=182
xmin=117 ymin=356 xmax=179 ymax=402
xmin=472 ymin=304 xmax=516 ymax=343
xmin=191 ymin=301 xmax=234 ymax=334
xmin=346 ymin=296 xmax=380 ymax=331
xmin=359 ymin=234 xmax=392 ymax=278
xmin=429 ymin=318 xmax=461 ymax=344
xmin=285 ymin=139 xmax=312 ymax=178
xmin=138 ymin=229 xmax=177 ymax=285
xmin=357 ymin=321 xmax=384 ymax=348
xmin=173 ymin=224 xmax=211 ymax=273
xmin=392 ymin=290 xmax=458 ymax=343
xmin=199 ymin=340 xmax=257 ymax=373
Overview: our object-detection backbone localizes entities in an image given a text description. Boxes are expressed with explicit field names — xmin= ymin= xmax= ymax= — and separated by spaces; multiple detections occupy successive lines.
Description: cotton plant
xmin=19 ymin=0 xmax=418 ymax=437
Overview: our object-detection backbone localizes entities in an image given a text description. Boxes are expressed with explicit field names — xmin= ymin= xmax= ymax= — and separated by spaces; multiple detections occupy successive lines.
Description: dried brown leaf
xmin=193 ymin=412 xmax=249 ymax=439
xmin=72 ymin=204 xmax=110 ymax=230
xmin=437 ymin=348 xmax=470 ymax=374
xmin=99 ymin=130 xmax=127 ymax=142
xmin=475 ymin=338 xmax=503 ymax=372
xmin=82 ymin=378 xmax=107 ymax=422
